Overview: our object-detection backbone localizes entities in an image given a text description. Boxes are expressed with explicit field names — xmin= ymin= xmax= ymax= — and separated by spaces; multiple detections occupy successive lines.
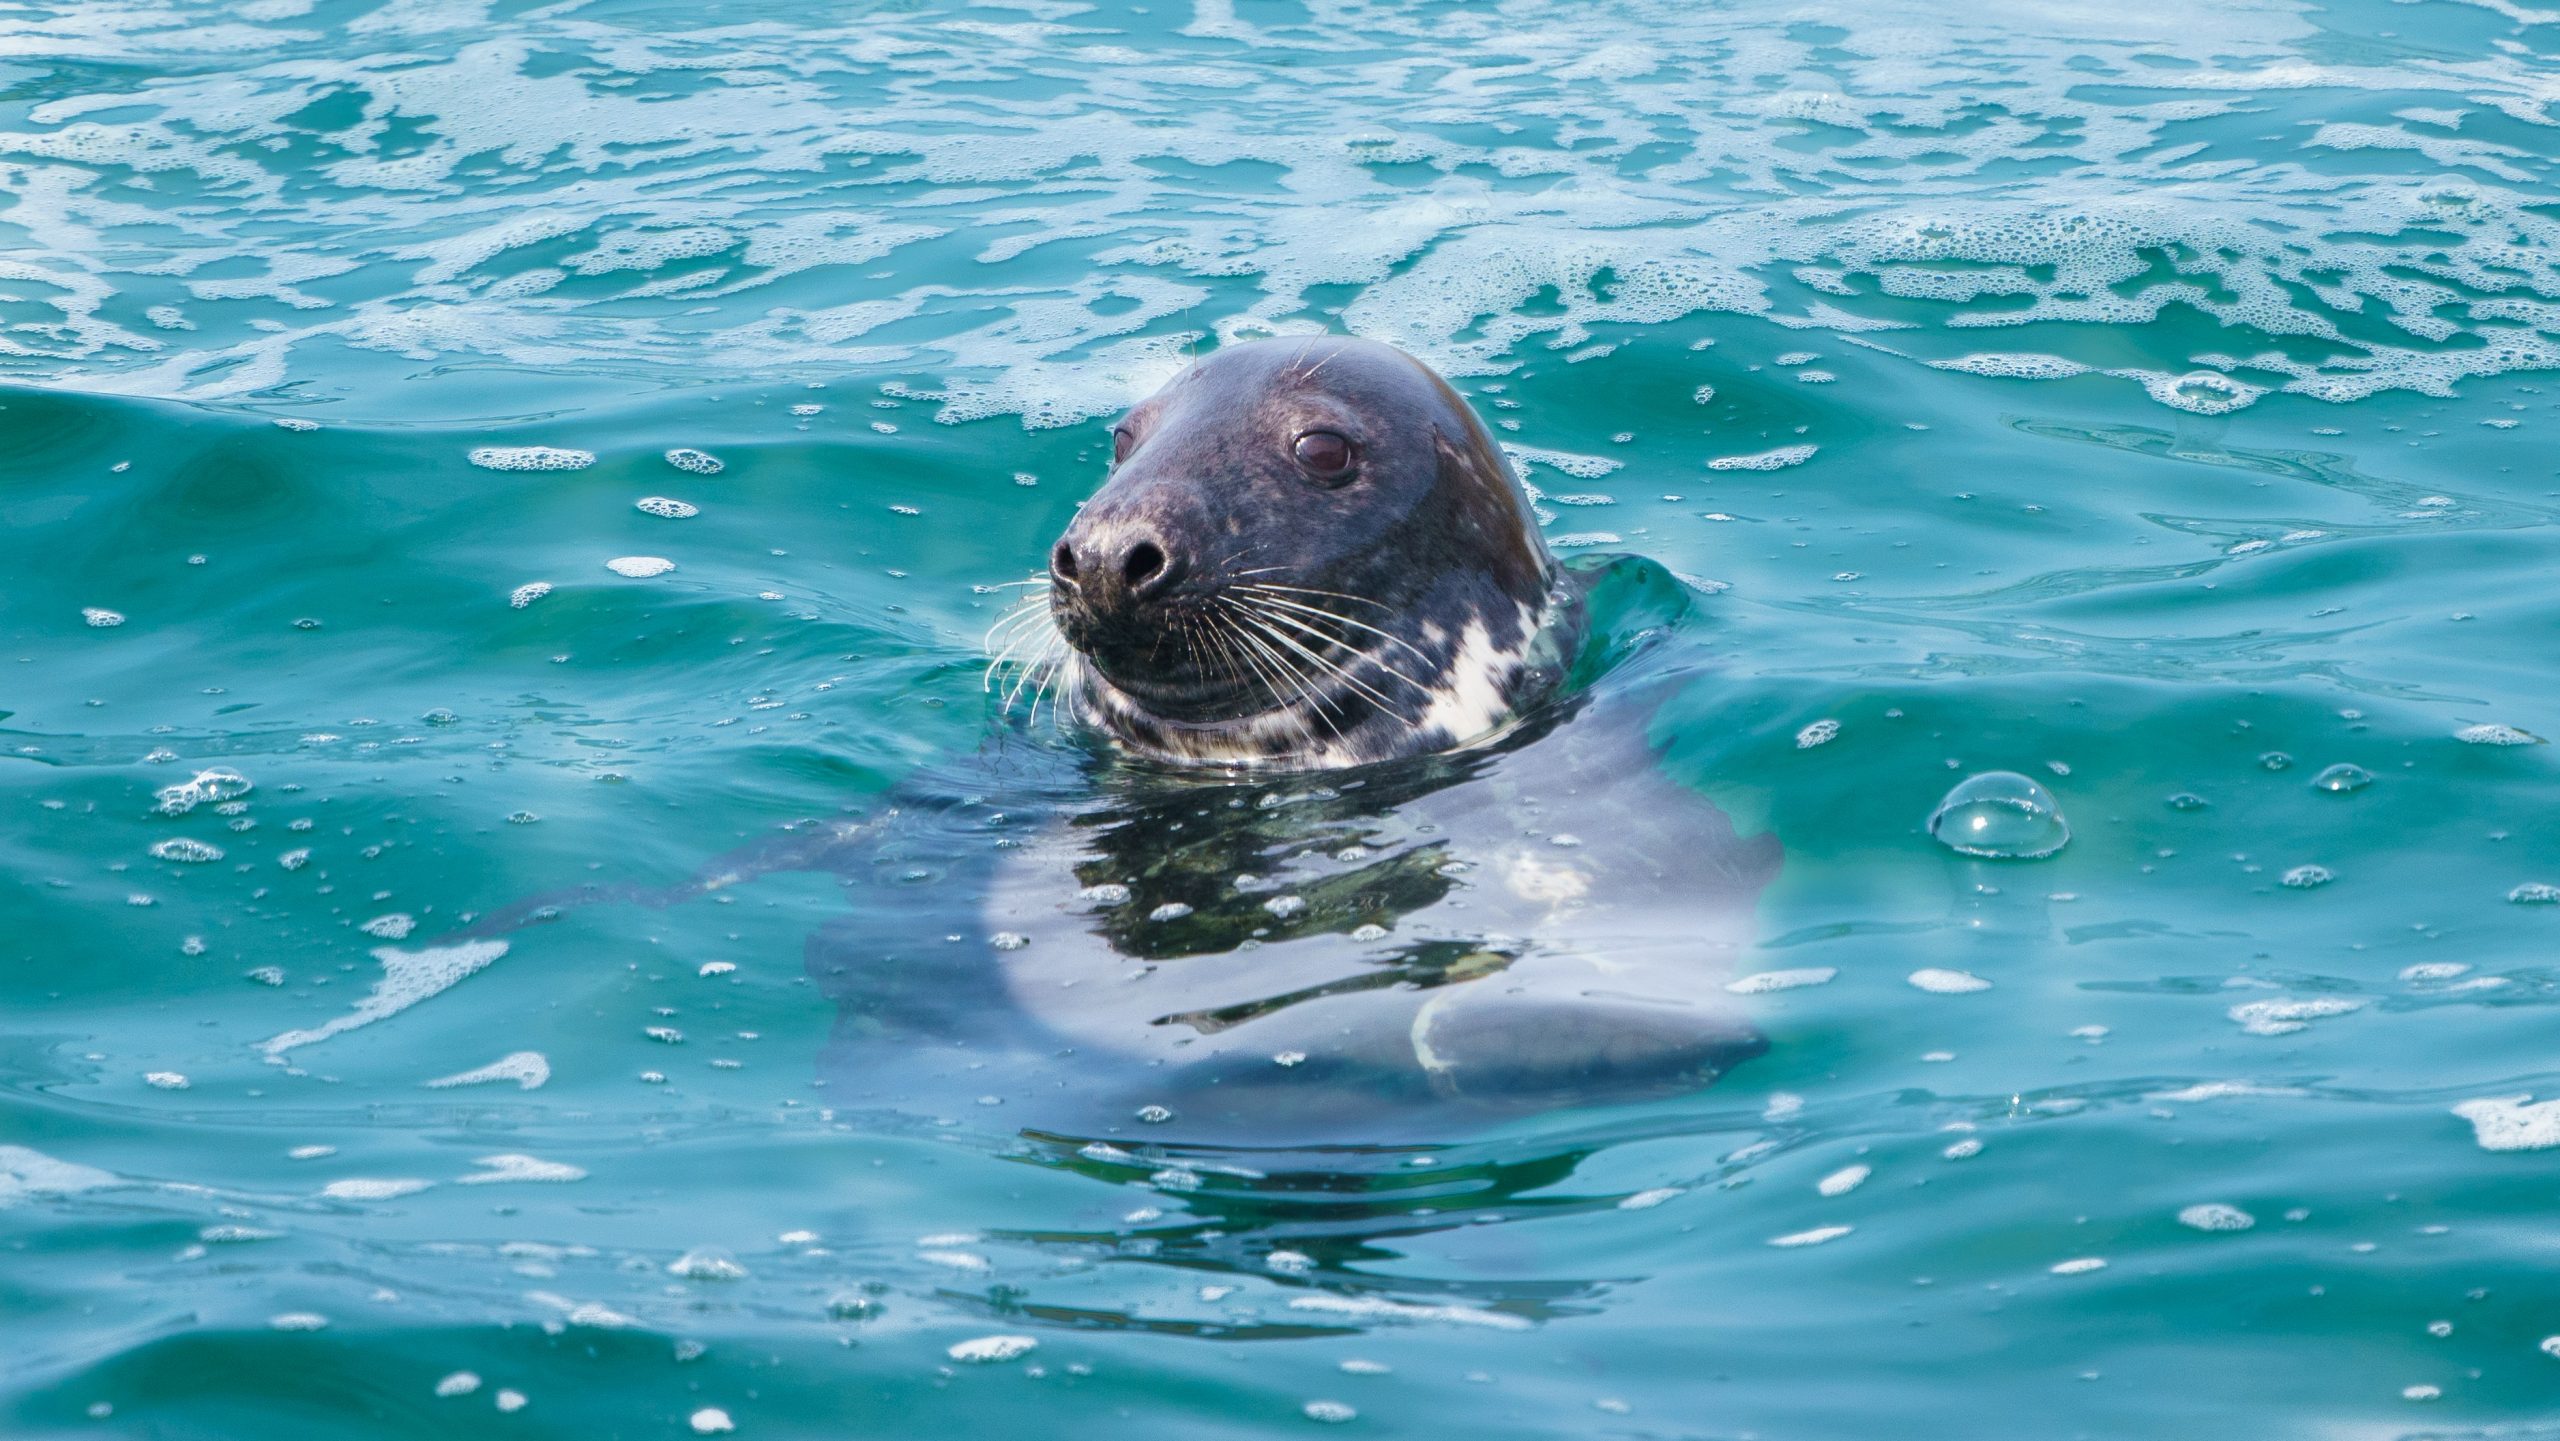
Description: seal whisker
xmin=1234 ymin=587 xmax=1437 ymax=665
xmin=1213 ymin=608 xmax=1335 ymax=744
xmin=1221 ymin=598 xmax=1414 ymax=724
xmin=983 ymin=604 xmax=1061 ymax=688
xmin=1237 ymin=581 xmax=1400 ymax=614
xmin=1232 ymin=600 xmax=1434 ymax=699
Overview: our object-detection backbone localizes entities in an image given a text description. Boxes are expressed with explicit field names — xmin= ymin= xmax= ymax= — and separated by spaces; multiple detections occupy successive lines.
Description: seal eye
xmin=1292 ymin=430 xmax=1354 ymax=482
xmin=1110 ymin=426 xmax=1135 ymax=465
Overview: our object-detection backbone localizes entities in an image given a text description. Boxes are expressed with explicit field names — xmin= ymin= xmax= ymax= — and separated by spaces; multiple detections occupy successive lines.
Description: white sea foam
xmin=2452 ymin=1095 xmax=2560 ymax=1152
xmin=14 ymin=2 xmax=2555 ymax=423
xmin=258 ymin=940 xmax=509 ymax=1055
xmin=425 ymin=1051 xmax=550 ymax=1090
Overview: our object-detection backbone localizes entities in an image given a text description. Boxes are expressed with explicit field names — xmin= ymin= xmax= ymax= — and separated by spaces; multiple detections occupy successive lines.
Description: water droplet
xmin=1928 ymin=771 xmax=2069 ymax=859
xmin=2166 ymin=792 xmax=2209 ymax=811
xmin=2312 ymin=764 xmax=2372 ymax=793
xmin=2259 ymin=751 xmax=2293 ymax=771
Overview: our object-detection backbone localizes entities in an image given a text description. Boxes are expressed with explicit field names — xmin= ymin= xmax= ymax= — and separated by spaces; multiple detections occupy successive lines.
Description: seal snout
xmin=1051 ymin=511 xmax=1189 ymax=636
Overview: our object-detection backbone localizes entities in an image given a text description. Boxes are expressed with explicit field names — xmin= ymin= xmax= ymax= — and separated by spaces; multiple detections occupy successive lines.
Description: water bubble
xmin=2259 ymin=751 xmax=2293 ymax=771
xmin=1927 ymin=771 xmax=2069 ymax=859
xmin=665 ymin=448 xmax=724 ymax=475
xmin=1909 ymin=968 xmax=1992 ymax=994
xmin=689 ymin=1408 xmax=735 ymax=1435
xmin=947 ymin=1335 xmax=1036 ymax=1364
xmin=989 ymin=932 xmax=1030 ymax=951
xmin=2508 ymin=883 xmax=2560 ymax=905
xmin=1795 ymin=719 xmax=1840 ymax=749
xmin=1146 ymin=902 xmax=1194 ymax=922
xmin=1134 ymin=1104 xmax=1174 ymax=1124
xmin=2281 ymin=864 xmax=2333 ymax=889
xmin=1078 ymin=883 xmax=1131 ymax=904
xmin=1303 ymin=1401 xmax=1357 ymax=1424
xmin=1263 ymin=895 xmax=1307 ymax=919
xmin=2049 ymin=1257 xmax=2108 ymax=1276
xmin=2312 ymin=764 xmax=2372 ymax=793
xmin=2166 ymin=792 xmax=2209 ymax=811
xmin=434 ymin=1372 xmax=481 ymax=1399
xmin=82 ymin=607 xmax=126 ymax=628
xmin=636 ymin=496 xmax=699 ymax=518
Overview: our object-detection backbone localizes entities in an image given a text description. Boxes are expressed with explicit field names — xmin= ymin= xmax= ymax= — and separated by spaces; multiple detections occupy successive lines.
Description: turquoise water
xmin=11 ymin=0 xmax=2560 ymax=1435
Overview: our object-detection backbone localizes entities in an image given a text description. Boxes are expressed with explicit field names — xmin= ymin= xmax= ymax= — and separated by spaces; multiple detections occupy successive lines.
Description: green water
xmin=10 ymin=1 xmax=2560 ymax=1435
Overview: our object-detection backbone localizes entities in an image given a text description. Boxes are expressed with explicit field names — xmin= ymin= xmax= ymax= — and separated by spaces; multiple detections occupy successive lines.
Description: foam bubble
xmin=2178 ymin=1203 xmax=2256 ymax=1232
xmin=1909 ymin=969 xmax=1991 ymax=994
xmin=321 ymin=1177 xmax=432 ymax=1200
xmin=1725 ymin=967 xmax=1836 ymax=994
xmin=1795 ymin=719 xmax=1839 ymax=749
xmin=947 ymin=1335 xmax=1038 ymax=1363
xmin=2457 ymin=723 xmax=2541 ymax=746
xmin=1285 ymin=1295 xmax=1530 ymax=1330
xmin=1768 ymin=1225 xmax=1852 ymax=1248
xmin=148 ymin=838 xmax=223 ymax=863
xmin=665 ymin=448 xmax=724 ymax=474
xmin=2452 ymin=1095 xmax=2560 ymax=1152
xmin=605 ymin=556 xmax=675 ymax=578
xmin=508 ymin=581 xmax=553 ymax=608
xmin=81 ymin=607 xmax=126 ymax=628
xmin=469 ymin=446 xmax=594 ymax=472
xmin=458 ymin=1153 xmax=586 ymax=1184
xmin=2228 ymin=997 xmax=2363 ymax=1036
xmin=636 ymin=496 xmax=699 ymax=518
xmin=1817 ymin=1165 xmax=1870 ymax=1197
xmin=425 ymin=1051 xmax=550 ymax=1090
xmin=1707 ymin=444 xmax=1818 ymax=472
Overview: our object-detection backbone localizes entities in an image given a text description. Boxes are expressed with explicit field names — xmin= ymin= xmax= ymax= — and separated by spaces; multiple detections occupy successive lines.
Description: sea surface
xmin=9 ymin=0 xmax=2560 ymax=1436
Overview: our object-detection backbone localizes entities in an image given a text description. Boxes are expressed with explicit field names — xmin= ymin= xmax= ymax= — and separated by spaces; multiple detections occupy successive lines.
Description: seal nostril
xmin=1122 ymin=540 xmax=1165 ymax=592
xmin=1052 ymin=541 xmax=1079 ymax=582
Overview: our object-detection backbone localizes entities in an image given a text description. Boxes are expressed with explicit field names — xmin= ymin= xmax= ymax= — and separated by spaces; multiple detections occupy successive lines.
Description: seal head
xmin=1044 ymin=336 xmax=1557 ymax=769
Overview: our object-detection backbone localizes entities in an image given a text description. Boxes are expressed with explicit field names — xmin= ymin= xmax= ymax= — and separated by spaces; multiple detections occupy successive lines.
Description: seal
xmin=1037 ymin=335 xmax=1560 ymax=770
